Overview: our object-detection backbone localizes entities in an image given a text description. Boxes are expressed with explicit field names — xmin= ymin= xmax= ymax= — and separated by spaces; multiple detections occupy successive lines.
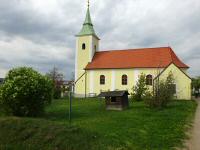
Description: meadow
xmin=0 ymin=98 xmax=197 ymax=150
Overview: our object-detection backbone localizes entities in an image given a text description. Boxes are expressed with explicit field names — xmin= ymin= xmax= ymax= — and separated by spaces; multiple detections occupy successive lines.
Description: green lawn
xmin=0 ymin=98 xmax=197 ymax=150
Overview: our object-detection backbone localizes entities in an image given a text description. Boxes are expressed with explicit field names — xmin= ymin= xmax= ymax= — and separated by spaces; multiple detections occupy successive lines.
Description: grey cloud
xmin=0 ymin=0 xmax=78 ymax=46
xmin=0 ymin=0 xmax=200 ymax=79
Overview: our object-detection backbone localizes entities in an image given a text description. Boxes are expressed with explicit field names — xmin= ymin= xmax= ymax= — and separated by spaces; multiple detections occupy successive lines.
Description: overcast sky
xmin=0 ymin=0 xmax=199 ymax=79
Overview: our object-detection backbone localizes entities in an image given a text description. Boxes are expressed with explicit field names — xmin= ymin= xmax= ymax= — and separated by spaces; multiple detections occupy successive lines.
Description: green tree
xmin=192 ymin=77 xmax=200 ymax=97
xmin=46 ymin=67 xmax=64 ymax=99
xmin=0 ymin=67 xmax=53 ymax=117
xmin=131 ymin=73 xmax=149 ymax=101
xmin=145 ymin=72 xmax=175 ymax=108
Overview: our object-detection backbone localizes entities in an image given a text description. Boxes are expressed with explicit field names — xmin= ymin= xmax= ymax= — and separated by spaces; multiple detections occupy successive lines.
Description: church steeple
xmin=75 ymin=1 xmax=100 ymax=96
xmin=83 ymin=7 xmax=93 ymax=26
xmin=77 ymin=1 xmax=99 ymax=39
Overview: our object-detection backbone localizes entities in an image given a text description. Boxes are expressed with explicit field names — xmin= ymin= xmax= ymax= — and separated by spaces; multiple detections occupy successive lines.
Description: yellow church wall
xmin=75 ymin=36 xmax=90 ymax=96
xmin=158 ymin=64 xmax=191 ymax=100
xmin=75 ymin=35 xmax=99 ymax=96
xmin=180 ymin=68 xmax=188 ymax=74
xmin=76 ymin=36 xmax=90 ymax=73
xmin=75 ymin=66 xmax=191 ymax=100
xmin=92 ymin=37 xmax=99 ymax=54
xmin=84 ymin=68 xmax=164 ymax=96
xmin=134 ymin=68 xmax=164 ymax=91
xmin=114 ymin=69 xmax=134 ymax=93
xmin=89 ymin=70 xmax=112 ymax=94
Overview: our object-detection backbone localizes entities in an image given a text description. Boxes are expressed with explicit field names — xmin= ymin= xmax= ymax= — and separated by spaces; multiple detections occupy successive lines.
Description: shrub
xmin=0 ymin=67 xmax=53 ymax=117
xmin=131 ymin=73 xmax=149 ymax=101
xmin=192 ymin=77 xmax=200 ymax=97
xmin=145 ymin=72 xmax=175 ymax=108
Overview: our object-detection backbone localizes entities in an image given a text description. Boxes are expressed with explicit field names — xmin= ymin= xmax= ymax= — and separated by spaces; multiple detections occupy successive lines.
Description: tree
xmin=145 ymin=72 xmax=175 ymax=108
xmin=131 ymin=73 xmax=149 ymax=101
xmin=0 ymin=67 xmax=53 ymax=117
xmin=192 ymin=77 xmax=200 ymax=97
xmin=46 ymin=67 xmax=64 ymax=99
xmin=192 ymin=77 xmax=200 ymax=90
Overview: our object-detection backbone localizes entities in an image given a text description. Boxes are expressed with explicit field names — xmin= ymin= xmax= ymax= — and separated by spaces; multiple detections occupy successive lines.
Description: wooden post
xmin=85 ymin=71 xmax=87 ymax=99
xmin=69 ymin=92 xmax=72 ymax=124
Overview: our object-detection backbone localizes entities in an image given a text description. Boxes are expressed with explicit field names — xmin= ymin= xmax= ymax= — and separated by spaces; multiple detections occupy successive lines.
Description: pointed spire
xmin=83 ymin=7 xmax=93 ymax=26
xmin=77 ymin=1 xmax=99 ymax=39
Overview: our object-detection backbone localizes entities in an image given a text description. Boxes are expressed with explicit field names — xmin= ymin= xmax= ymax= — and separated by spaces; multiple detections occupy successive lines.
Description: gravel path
xmin=183 ymin=99 xmax=200 ymax=150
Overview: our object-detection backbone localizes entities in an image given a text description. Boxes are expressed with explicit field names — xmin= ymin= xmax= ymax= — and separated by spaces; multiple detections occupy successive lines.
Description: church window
xmin=100 ymin=75 xmax=105 ymax=85
xmin=94 ymin=45 xmax=97 ymax=51
xmin=146 ymin=75 xmax=153 ymax=85
xmin=82 ymin=43 xmax=86 ymax=50
xmin=122 ymin=75 xmax=128 ymax=85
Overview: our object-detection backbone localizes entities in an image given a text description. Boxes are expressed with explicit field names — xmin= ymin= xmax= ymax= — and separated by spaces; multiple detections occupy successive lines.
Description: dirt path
xmin=183 ymin=99 xmax=200 ymax=150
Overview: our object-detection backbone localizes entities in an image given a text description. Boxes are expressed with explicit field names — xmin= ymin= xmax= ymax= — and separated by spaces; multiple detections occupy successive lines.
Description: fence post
xmin=69 ymin=92 xmax=72 ymax=124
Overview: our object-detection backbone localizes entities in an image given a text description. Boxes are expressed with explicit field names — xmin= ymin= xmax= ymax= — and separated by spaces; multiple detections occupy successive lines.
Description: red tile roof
xmin=85 ymin=47 xmax=189 ymax=70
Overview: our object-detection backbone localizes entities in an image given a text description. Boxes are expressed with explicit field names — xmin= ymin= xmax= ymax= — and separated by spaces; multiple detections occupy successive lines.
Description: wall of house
xmin=158 ymin=64 xmax=191 ymax=100
xmin=82 ymin=68 xmax=163 ymax=96
xmin=75 ymin=66 xmax=191 ymax=100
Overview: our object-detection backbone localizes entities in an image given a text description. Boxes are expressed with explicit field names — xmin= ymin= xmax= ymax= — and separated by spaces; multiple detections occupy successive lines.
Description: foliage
xmin=46 ymin=67 xmax=64 ymax=99
xmin=0 ymin=99 xmax=197 ymax=150
xmin=0 ymin=67 xmax=53 ymax=117
xmin=53 ymin=86 xmax=62 ymax=99
xmin=192 ymin=77 xmax=200 ymax=90
xmin=131 ymin=73 xmax=149 ymax=101
xmin=192 ymin=77 xmax=200 ymax=97
xmin=145 ymin=72 xmax=175 ymax=108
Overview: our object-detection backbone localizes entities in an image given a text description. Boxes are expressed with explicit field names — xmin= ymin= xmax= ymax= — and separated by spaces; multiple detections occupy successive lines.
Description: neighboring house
xmin=0 ymin=78 xmax=4 ymax=85
xmin=74 ymin=4 xmax=191 ymax=99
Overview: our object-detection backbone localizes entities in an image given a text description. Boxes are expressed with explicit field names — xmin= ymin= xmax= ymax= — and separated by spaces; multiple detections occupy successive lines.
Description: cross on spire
xmin=87 ymin=0 xmax=90 ymax=8
xmin=76 ymin=0 xmax=99 ymax=40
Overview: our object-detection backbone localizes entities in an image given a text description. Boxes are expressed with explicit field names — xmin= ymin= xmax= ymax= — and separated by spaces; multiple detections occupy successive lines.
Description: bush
xmin=131 ymin=73 xmax=148 ymax=101
xmin=0 ymin=67 xmax=53 ymax=117
xmin=145 ymin=73 xmax=175 ymax=108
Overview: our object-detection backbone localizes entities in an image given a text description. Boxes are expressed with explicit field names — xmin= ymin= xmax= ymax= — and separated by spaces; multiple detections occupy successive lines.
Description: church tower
xmin=75 ymin=1 xmax=100 ymax=96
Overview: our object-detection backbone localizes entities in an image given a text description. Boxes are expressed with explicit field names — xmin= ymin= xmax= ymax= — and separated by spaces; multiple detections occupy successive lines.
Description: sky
xmin=0 ymin=0 xmax=199 ymax=79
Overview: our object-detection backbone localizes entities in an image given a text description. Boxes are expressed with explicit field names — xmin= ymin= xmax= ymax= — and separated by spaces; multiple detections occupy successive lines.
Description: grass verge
xmin=0 ymin=99 xmax=197 ymax=150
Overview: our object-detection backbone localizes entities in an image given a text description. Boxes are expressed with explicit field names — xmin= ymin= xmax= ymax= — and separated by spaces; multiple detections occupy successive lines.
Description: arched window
xmin=122 ymin=75 xmax=128 ymax=85
xmin=94 ymin=45 xmax=97 ymax=51
xmin=146 ymin=75 xmax=153 ymax=85
xmin=82 ymin=43 xmax=86 ymax=50
xmin=100 ymin=75 xmax=105 ymax=85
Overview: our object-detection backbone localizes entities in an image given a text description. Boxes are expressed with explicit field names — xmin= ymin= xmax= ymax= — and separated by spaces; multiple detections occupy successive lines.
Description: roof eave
xmin=154 ymin=62 xmax=191 ymax=80
xmin=76 ymin=34 xmax=100 ymax=40
xmin=85 ymin=66 xmax=190 ymax=70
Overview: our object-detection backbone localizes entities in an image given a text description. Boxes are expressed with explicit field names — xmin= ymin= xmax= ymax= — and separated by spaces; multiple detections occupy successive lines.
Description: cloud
xmin=0 ymin=0 xmax=199 ymax=79
xmin=0 ymin=36 xmax=74 ymax=78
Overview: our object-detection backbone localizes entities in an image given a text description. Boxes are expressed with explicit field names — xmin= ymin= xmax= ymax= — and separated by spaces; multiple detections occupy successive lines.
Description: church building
xmin=75 ymin=3 xmax=191 ymax=99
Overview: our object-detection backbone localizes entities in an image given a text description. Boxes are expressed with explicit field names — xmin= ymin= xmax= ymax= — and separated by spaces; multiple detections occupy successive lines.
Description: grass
xmin=0 ymin=98 xmax=197 ymax=150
